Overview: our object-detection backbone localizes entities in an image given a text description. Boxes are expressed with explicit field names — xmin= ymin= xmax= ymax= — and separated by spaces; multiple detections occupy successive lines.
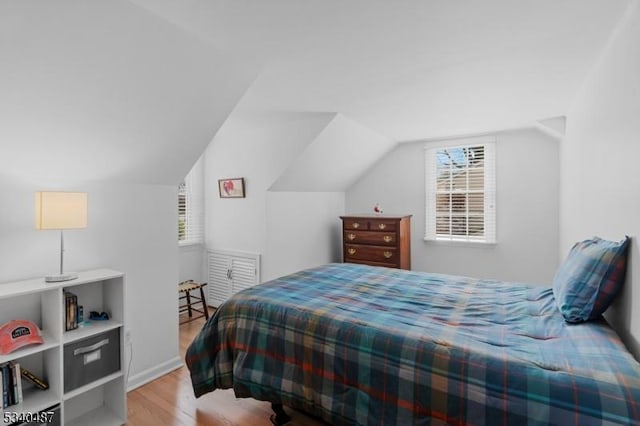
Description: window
xmin=425 ymin=137 xmax=496 ymax=243
xmin=178 ymin=163 xmax=204 ymax=245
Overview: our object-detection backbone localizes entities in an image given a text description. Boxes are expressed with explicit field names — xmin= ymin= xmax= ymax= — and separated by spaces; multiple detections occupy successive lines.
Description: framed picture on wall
xmin=218 ymin=178 xmax=245 ymax=198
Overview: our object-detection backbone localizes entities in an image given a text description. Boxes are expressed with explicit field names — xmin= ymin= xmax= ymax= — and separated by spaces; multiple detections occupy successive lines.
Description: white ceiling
xmin=0 ymin=0 xmax=631 ymax=185
xmin=132 ymin=0 xmax=631 ymax=141
xmin=0 ymin=0 xmax=257 ymax=185
xmin=269 ymin=114 xmax=394 ymax=192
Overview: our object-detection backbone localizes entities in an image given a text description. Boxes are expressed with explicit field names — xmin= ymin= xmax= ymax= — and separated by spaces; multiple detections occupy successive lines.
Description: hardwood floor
xmin=126 ymin=312 xmax=326 ymax=426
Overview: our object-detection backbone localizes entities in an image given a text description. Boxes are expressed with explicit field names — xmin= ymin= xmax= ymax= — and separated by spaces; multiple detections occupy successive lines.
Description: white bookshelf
xmin=0 ymin=269 xmax=126 ymax=425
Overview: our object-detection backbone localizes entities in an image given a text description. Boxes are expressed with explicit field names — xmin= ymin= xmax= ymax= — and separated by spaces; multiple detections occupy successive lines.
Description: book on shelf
xmin=20 ymin=366 xmax=48 ymax=390
xmin=9 ymin=362 xmax=15 ymax=406
xmin=0 ymin=363 xmax=4 ymax=411
xmin=65 ymin=291 xmax=78 ymax=331
xmin=0 ymin=361 xmax=24 ymax=409
xmin=1 ymin=362 xmax=9 ymax=409
xmin=12 ymin=362 xmax=22 ymax=405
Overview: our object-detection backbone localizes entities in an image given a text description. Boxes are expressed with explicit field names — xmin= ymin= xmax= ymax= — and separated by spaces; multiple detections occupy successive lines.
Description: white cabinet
xmin=0 ymin=269 xmax=126 ymax=425
xmin=208 ymin=250 xmax=260 ymax=307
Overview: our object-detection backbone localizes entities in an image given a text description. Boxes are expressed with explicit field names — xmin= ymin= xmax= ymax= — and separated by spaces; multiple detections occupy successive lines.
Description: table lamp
xmin=35 ymin=191 xmax=87 ymax=282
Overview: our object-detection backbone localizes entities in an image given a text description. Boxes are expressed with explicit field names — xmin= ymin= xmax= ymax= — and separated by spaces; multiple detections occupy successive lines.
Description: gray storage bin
xmin=63 ymin=328 xmax=120 ymax=393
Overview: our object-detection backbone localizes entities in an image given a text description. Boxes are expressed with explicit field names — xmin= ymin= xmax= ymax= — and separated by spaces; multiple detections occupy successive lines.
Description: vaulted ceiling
xmin=0 ymin=0 xmax=631 ymax=185
xmin=0 ymin=1 xmax=257 ymax=185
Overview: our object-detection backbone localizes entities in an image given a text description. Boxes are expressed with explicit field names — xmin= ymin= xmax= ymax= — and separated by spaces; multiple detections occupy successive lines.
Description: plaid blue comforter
xmin=185 ymin=263 xmax=640 ymax=425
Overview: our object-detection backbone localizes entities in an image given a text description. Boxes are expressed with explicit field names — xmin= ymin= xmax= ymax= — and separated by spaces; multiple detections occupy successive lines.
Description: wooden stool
xmin=178 ymin=280 xmax=209 ymax=324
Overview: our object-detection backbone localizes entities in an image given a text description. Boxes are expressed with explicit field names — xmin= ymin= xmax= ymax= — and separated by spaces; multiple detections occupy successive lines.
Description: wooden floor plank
xmin=127 ymin=312 xmax=326 ymax=425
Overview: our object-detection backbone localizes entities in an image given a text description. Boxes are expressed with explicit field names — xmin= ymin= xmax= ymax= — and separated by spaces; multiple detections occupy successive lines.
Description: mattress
xmin=186 ymin=263 xmax=640 ymax=425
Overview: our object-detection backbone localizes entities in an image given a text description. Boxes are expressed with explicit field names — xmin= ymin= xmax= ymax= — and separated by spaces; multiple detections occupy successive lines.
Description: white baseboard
xmin=126 ymin=356 xmax=183 ymax=392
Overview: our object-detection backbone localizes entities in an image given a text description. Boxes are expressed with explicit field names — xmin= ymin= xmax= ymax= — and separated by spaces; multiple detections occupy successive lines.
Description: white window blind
xmin=178 ymin=164 xmax=204 ymax=244
xmin=425 ymin=138 xmax=496 ymax=243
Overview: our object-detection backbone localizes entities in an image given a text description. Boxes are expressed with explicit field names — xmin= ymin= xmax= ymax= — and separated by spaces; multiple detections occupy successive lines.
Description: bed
xmin=185 ymin=262 xmax=640 ymax=425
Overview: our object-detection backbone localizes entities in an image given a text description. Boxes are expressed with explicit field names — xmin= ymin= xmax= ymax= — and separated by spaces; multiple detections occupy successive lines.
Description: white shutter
xmin=179 ymin=159 xmax=204 ymax=244
xmin=178 ymin=183 xmax=187 ymax=241
xmin=230 ymin=257 xmax=258 ymax=293
xmin=184 ymin=168 xmax=203 ymax=243
xmin=483 ymin=142 xmax=497 ymax=243
xmin=208 ymin=252 xmax=231 ymax=308
xmin=424 ymin=136 xmax=496 ymax=243
xmin=425 ymin=148 xmax=438 ymax=241
xmin=207 ymin=249 xmax=261 ymax=307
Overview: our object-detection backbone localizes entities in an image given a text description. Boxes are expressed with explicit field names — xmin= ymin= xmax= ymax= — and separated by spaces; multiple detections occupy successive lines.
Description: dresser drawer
xmin=343 ymin=218 xmax=367 ymax=230
xmin=344 ymin=230 xmax=396 ymax=246
xmin=368 ymin=219 xmax=397 ymax=232
xmin=344 ymin=244 xmax=398 ymax=264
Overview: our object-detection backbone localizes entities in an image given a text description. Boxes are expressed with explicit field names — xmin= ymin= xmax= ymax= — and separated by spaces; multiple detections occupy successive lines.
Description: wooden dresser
xmin=340 ymin=214 xmax=412 ymax=270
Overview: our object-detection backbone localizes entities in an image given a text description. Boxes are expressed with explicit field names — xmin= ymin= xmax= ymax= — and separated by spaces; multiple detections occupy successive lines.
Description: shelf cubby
xmin=0 ymin=269 xmax=125 ymax=425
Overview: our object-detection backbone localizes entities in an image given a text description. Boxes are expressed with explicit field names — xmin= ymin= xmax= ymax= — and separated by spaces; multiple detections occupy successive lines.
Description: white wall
xmin=0 ymin=0 xmax=257 ymax=187
xmin=179 ymin=244 xmax=205 ymax=283
xmin=270 ymin=114 xmax=396 ymax=192
xmin=265 ymin=192 xmax=344 ymax=281
xmin=204 ymin=111 xmax=340 ymax=281
xmin=179 ymin=157 xmax=205 ymax=284
xmin=0 ymin=179 xmax=180 ymax=388
xmin=346 ymin=128 xmax=560 ymax=285
xmin=560 ymin=0 xmax=640 ymax=358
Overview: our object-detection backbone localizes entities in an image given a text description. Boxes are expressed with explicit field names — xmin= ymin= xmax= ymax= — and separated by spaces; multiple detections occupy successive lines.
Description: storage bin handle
xmin=73 ymin=338 xmax=109 ymax=356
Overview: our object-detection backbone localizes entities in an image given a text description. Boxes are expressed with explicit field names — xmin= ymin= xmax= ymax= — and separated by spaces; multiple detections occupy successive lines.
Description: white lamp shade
xmin=35 ymin=192 xmax=88 ymax=230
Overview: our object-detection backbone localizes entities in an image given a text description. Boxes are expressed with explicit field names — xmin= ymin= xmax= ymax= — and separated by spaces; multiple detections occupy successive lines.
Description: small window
xmin=425 ymin=137 xmax=496 ymax=243
xmin=178 ymin=164 xmax=203 ymax=245
xmin=178 ymin=182 xmax=188 ymax=241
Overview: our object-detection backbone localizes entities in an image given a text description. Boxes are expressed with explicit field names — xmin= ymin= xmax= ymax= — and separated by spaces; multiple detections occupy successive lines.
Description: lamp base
xmin=45 ymin=273 xmax=78 ymax=283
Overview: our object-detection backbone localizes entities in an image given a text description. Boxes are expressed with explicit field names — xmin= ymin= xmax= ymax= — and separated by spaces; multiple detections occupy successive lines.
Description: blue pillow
xmin=553 ymin=236 xmax=630 ymax=323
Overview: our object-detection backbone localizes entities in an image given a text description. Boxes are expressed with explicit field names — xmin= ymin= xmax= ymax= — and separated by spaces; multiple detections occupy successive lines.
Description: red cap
xmin=0 ymin=320 xmax=44 ymax=355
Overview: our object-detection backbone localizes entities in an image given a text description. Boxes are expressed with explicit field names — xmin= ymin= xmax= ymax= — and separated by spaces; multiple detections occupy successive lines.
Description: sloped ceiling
xmin=536 ymin=116 xmax=567 ymax=140
xmin=270 ymin=114 xmax=394 ymax=192
xmin=131 ymin=0 xmax=630 ymax=142
xmin=0 ymin=0 xmax=632 ymax=187
xmin=0 ymin=0 xmax=258 ymax=185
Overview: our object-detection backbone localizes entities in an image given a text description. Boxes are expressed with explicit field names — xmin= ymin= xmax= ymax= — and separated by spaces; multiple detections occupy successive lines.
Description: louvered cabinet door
xmin=208 ymin=249 xmax=261 ymax=308
xmin=230 ymin=256 xmax=258 ymax=294
xmin=208 ymin=252 xmax=232 ymax=308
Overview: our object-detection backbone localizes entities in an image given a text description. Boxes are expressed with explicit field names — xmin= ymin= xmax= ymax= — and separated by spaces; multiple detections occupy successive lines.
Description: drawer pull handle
xmin=73 ymin=338 xmax=109 ymax=356
xmin=377 ymin=223 xmax=387 ymax=230
xmin=347 ymin=233 xmax=356 ymax=241
xmin=383 ymin=236 xmax=392 ymax=243
xmin=352 ymin=222 xmax=360 ymax=229
xmin=383 ymin=251 xmax=393 ymax=259
xmin=348 ymin=248 xmax=356 ymax=255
